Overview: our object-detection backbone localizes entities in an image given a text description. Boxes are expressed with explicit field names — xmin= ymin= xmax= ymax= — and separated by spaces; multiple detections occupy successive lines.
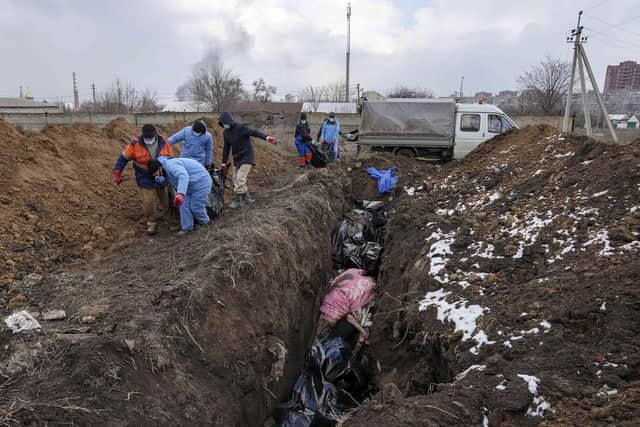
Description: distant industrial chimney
xmin=73 ymin=72 xmax=79 ymax=110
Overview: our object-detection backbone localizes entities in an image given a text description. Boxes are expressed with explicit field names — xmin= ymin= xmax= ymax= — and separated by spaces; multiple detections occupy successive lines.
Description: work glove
xmin=266 ymin=136 xmax=277 ymax=145
xmin=113 ymin=170 xmax=123 ymax=185
xmin=173 ymin=193 xmax=184 ymax=207
xmin=220 ymin=164 xmax=228 ymax=174
xmin=155 ymin=176 xmax=166 ymax=185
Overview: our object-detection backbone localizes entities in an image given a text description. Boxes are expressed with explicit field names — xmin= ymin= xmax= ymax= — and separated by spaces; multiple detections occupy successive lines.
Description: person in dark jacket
xmin=294 ymin=113 xmax=312 ymax=171
xmin=218 ymin=112 xmax=278 ymax=209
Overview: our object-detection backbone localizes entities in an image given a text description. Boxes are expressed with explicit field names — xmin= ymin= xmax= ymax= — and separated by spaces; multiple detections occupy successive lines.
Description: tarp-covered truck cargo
xmin=358 ymin=100 xmax=455 ymax=153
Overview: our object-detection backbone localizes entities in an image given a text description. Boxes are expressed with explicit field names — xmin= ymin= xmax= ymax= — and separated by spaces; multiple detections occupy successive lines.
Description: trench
xmin=0 ymin=166 xmax=453 ymax=427
xmin=272 ymin=194 xmax=388 ymax=425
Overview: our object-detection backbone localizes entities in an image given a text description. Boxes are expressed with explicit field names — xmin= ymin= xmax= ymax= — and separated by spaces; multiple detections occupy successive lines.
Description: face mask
xmin=223 ymin=124 xmax=231 ymax=129
xmin=301 ymin=120 xmax=307 ymax=124
xmin=328 ymin=119 xmax=335 ymax=124
xmin=143 ymin=137 xmax=156 ymax=145
xmin=193 ymin=131 xmax=203 ymax=137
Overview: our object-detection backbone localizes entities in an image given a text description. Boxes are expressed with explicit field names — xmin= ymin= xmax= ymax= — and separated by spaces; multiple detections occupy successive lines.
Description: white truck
xmin=356 ymin=99 xmax=518 ymax=160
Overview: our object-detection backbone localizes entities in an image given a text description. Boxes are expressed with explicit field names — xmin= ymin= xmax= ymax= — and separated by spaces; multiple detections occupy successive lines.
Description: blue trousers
xmin=180 ymin=175 xmax=212 ymax=231
xmin=295 ymin=140 xmax=311 ymax=157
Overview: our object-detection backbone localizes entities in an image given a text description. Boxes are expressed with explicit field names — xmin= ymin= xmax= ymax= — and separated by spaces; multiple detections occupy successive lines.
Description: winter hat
xmin=328 ymin=112 xmax=336 ymax=119
xmin=141 ymin=124 xmax=157 ymax=139
xmin=300 ymin=112 xmax=307 ymax=121
xmin=192 ymin=120 xmax=206 ymax=134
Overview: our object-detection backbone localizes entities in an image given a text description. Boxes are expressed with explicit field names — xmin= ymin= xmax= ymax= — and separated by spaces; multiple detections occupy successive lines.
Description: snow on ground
xmin=504 ymin=211 xmax=556 ymax=259
xmin=426 ymin=230 xmax=456 ymax=283
xmin=517 ymin=374 xmax=551 ymax=417
xmin=419 ymin=289 xmax=493 ymax=353
xmin=404 ymin=186 xmax=415 ymax=196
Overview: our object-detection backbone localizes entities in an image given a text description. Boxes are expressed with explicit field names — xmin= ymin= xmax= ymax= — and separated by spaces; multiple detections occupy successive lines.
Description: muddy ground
xmin=344 ymin=126 xmax=640 ymax=426
xmin=0 ymin=120 xmax=353 ymax=425
xmin=1 ymin=120 xmax=639 ymax=426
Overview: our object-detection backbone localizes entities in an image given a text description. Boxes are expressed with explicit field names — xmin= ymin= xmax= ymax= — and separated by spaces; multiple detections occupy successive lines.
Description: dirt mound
xmin=0 ymin=167 xmax=350 ymax=426
xmin=345 ymin=126 xmax=640 ymax=425
xmin=0 ymin=121 xmax=141 ymax=291
xmin=0 ymin=118 xmax=296 ymax=294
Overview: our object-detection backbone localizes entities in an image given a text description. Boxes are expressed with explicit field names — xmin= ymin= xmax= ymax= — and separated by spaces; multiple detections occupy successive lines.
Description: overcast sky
xmin=1 ymin=0 xmax=639 ymax=103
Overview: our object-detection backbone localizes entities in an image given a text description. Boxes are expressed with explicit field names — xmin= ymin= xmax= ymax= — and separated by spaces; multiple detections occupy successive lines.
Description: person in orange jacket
xmin=113 ymin=124 xmax=173 ymax=235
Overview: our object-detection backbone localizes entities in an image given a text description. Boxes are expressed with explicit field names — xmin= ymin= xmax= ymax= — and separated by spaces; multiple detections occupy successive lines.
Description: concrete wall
xmin=0 ymin=111 xmax=212 ymax=130
xmin=0 ymin=111 xmax=362 ymax=132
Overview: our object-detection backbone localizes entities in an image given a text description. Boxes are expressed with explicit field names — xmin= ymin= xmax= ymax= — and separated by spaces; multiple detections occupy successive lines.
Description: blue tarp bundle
xmin=367 ymin=167 xmax=398 ymax=194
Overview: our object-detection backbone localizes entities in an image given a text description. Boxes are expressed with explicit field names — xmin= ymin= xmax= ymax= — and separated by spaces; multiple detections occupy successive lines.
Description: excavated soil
xmin=0 ymin=117 xmax=350 ymax=425
xmin=344 ymin=125 xmax=640 ymax=426
xmin=3 ymin=120 xmax=640 ymax=426
xmin=0 ymin=119 xmax=294 ymax=295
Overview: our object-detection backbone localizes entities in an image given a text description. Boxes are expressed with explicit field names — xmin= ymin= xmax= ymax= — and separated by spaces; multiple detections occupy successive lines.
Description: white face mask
xmin=143 ymin=137 xmax=156 ymax=145
xmin=223 ymin=124 xmax=231 ymax=129
xmin=193 ymin=131 xmax=203 ymax=137
xmin=301 ymin=120 xmax=307 ymax=124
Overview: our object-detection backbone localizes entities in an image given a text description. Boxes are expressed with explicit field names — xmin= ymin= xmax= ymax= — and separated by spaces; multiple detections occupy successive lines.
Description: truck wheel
xmin=396 ymin=148 xmax=416 ymax=158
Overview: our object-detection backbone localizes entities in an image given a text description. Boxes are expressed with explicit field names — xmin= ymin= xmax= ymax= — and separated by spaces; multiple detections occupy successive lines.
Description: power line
xmin=582 ymin=12 xmax=640 ymax=38
xmin=583 ymin=26 xmax=640 ymax=49
xmin=584 ymin=0 xmax=609 ymax=10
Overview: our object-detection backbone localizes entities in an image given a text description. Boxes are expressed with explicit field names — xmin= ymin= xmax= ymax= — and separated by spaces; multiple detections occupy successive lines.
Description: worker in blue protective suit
xmin=167 ymin=119 xmax=214 ymax=169
xmin=146 ymin=156 xmax=212 ymax=234
xmin=320 ymin=112 xmax=340 ymax=160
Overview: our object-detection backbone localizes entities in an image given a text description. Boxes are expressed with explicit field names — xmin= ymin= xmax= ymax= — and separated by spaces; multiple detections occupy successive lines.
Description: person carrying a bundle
xmin=294 ymin=112 xmax=313 ymax=171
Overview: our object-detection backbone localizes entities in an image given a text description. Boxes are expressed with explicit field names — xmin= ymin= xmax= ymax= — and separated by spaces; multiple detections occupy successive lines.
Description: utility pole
xmin=459 ymin=76 xmax=464 ymax=100
xmin=72 ymin=72 xmax=79 ymax=110
xmin=563 ymin=11 xmax=617 ymax=142
xmin=356 ymin=83 xmax=360 ymax=100
xmin=91 ymin=83 xmax=97 ymax=104
xmin=19 ymin=85 xmax=23 ymax=99
xmin=346 ymin=2 xmax=351 ymax=102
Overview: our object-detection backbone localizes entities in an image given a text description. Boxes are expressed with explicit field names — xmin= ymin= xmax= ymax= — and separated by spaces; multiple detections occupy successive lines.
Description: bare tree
xmin=517 ymin=55 xmax=572 ymax=115
xmin=187 ymin=53 xmax=244 ymax=111
xmin=301 ymin=85 xmax=326 ymax=112
xmin=79 ymin=79 xmax=164 ymax=113
xmin=386 ymin=86 xmax=435 ymax=98
xmin=252 ymin=77 xmax=277 ymax=103
xmin=324 ymin=81 xmax=347 ymax=102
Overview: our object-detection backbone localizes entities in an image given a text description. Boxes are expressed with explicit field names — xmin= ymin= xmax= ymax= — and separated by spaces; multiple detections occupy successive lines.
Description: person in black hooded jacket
xmin=218 ymin=112 xmax=278 ymax=208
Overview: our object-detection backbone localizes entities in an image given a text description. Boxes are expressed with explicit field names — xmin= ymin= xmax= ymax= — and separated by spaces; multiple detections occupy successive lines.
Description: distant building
xmin=474 ymin=91 xmax=493 ymax=99
xmin=162 ymin=100 xmax=302 ymax=114
xmin=608 ymin=113 xmax=639 ymax=129
xmin=498 ymin=90 xmax=518 ymax=97
xmin=0 ymin=97 xmax=63 ymax=114
xmin=604 ymin=61 xmax=640 ymax=92
xmin=302 ymin=102 xmax=358 ymax=114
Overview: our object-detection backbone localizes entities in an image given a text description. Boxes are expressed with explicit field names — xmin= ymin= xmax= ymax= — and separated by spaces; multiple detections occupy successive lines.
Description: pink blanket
xmin=320 ymin=269 xmax=376 ymax=325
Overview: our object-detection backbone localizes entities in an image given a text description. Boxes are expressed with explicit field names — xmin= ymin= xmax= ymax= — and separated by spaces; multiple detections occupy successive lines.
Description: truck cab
xmin=454 ymin=103 xmax=517 ymax=159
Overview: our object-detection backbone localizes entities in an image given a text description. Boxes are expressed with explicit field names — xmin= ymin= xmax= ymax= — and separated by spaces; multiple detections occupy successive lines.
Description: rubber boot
xmin=242 ymin=192 xmax=254 ymax=205
xmin=230 ymin=194 xmax=242 ymax=209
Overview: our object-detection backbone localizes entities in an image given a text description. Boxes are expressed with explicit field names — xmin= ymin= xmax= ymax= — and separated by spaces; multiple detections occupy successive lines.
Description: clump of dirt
xmin=344 ymin=125 xmax=640 ymax=426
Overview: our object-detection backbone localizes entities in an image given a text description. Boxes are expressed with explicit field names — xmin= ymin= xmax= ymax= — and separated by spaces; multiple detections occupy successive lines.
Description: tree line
xmin=80 ymin=52 xmax=575 ymax=116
